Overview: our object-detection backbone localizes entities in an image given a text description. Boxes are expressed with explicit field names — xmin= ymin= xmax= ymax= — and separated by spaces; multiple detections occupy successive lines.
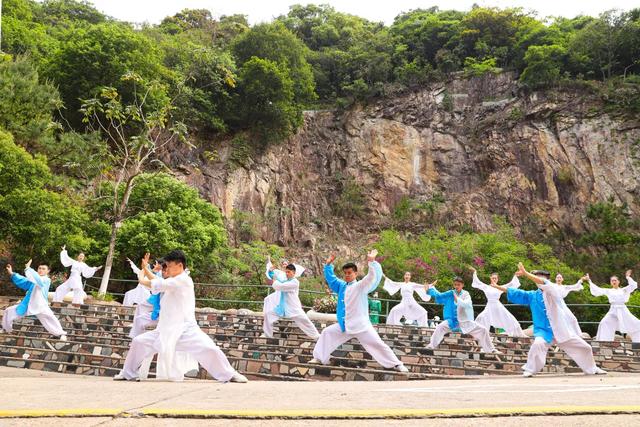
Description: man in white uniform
xmin=310 ymin=250 xmax=408 ymax=372
xmin=114 ymin=250 xmax=247 ymax=383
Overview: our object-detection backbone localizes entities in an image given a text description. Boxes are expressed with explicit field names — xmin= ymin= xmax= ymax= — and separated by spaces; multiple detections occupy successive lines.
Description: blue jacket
xmin=507 ymin=288 xmax=553 ymax=343
xmin=146 ymin=270 xmax=163 ymax=321
xmin=428 ymin=288 xmax=461 ymax=331
xmin=11 ymin=268 xmax=50 ymax=316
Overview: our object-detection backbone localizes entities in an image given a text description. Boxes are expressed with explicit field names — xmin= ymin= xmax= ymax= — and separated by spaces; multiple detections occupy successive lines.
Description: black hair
xmin=453 ymin=276 xmax=464 ymax=283
xmin=532 ymin=270 xmax=551 ymax=279
xmin=342 ymin=262 xmax=358 ymax=272
xmin=164 ymin=250 xmax=187 ymax=268
xmin=285 ymin=264 xmax=296 ymax=272
xmin=490 ymin=272 xmax=499 ymax=276
xmin=38 ymin=264 xmax=50 ymax=270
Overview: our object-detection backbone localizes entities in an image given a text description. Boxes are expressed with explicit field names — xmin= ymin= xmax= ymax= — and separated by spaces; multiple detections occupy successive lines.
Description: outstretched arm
xmin=624 ymin=270 xmax=637 ymax=296
xmin=469 ymin=267 xmax=488 ymax=291
xmin=60 ymin=247 xmax=74 ymax=268
xmin=354 ymin=250 xmax=382 ymax=292
xmin=517 ymin=262 xmax=545 ymax=287
xmin=323 ymin=253 xmax=344 ymax=294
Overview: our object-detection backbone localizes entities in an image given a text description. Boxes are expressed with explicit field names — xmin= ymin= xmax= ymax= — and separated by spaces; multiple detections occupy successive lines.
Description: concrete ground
xmin=1 ymin=367 xmax=639 ymax=425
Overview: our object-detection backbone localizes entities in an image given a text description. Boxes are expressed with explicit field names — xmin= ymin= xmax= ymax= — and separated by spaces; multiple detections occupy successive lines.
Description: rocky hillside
xmin=166 ymin=72 xmax=640 ymax=267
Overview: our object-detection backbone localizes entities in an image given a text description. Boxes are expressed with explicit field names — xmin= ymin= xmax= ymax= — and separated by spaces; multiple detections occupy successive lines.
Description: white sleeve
xmin=412 ymin=283 xmax=431 ymax=302
xmin=60 ymin=250 xmax=74 ymax=268
xmin=81 ymin=264 xmax=99 ymax=279
xmin=265 ymin=260 xmax=273 ymax=280
xmin=588 ymin=280 xmax=608 ymax=297
xmin=471 ymin=273 xmax=488 ymax=291
xmin=623 ymin=277 xmax=637 ymax=296
xmin=152 ymin=276 xmax=181 ymax=292
xmin=129 ymin=260 xmax=141 ymax=275
xmin=383 ymin=277 xmax=402 ymax=296
xmin=504 ymin=275 xmax=521 ymax=289
xmin=272 ymin=279 xmax=300 ymax=292
xmin=294 ymin=264 xmax=306 ymax=278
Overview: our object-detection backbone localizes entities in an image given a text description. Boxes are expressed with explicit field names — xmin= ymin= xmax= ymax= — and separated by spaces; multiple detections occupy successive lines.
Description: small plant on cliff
xmin=463 ymin=57 xmax=501 ymax=77
xmin=556 ymin=166 xmax=574 ymax=185
xmin=333 ymin=175 xmax=366 ymax=218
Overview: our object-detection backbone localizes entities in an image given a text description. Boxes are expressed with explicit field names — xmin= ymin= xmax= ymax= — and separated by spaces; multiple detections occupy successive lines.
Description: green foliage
xmin=230 ymin=210 xmax=262 ymax=244
xmin=234 ymin=57 xmax=302 ymax=142
xmin=571 ymin=201 xmax=640 ymax=281
xmin=0 ymin=56 xmax=62 ymax=148
xmin=0 ymin=130 xmax=92 ymax=262
xmin=333 ymin=175 xmax=366 ymax=218
xmin=90 ymin=290 xmax=115 ymax=302
xmin=463 ymin=57 xmax=501 ymax=77
xmin=520 ymin=44 xmax=567 ymax=88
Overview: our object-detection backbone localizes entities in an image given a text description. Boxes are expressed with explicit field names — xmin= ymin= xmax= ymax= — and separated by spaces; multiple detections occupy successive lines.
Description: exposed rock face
xmin=175 ymin=72 xmax=640 ymax=258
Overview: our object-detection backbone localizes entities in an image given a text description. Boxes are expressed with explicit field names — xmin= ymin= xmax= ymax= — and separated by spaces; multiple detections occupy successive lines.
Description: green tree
xmin=232 ymin=21 xmax=316 ymax=104
xmin=520 ymin=44 xmax=567 ymax=88
xmin=234 ymin=57 xmax=301 ymax=141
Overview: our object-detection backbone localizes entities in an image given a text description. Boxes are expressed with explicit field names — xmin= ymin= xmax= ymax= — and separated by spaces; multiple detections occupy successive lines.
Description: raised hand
xmin=96 ymin=265 xmax=103 ymax=271
xmin=517 ymin=262 xmax=526 ymax=276
xmin=6 ymin=264 xmax=13 ymax=275
xmin=367 ymin=249 xmax=378 ymax=262
xmin=468 ymin=266 xmax=476 ymax=273
xmin=626 ymin=269 xmax=632 ymax=278
xmin=581 ymin=274 xmax=589 ymax=281
xmin=325 ymin=253 xmax=336 ymax=265
xmin=584 ymin=273 xmax=591 ymax=282
xmin=25 ymin=259 xmax=32 ymax=269
xmin=61 ymin=245 xmax=66 ymax=251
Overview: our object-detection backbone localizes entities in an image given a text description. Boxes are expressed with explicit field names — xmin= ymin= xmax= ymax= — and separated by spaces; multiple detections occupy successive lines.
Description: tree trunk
xmin=98 ymin=220 xmax=122 ymax=295
xmin=98 ymin=172 xmax=139 ymax=296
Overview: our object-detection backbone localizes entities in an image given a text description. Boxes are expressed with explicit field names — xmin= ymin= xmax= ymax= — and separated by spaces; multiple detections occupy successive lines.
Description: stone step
xmin=7 ymin=317 xmax=640 ymax=365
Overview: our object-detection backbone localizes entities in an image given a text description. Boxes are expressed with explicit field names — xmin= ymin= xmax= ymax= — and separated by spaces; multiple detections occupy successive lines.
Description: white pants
xmin=596 ymin=311 xmax=640 ymax=342
xmin=263 ymin=310 xmax=319 ymax=339
xmin=53 ymin=281 xmax=85 ymax=304
xmin=129 ymin=304 xmax=157 ymax=339
xmin=524 ymin=336 xmax=598 ymax=375
xmin=386 ymin=304 xmax=428 ymax=327
xmin=2 ymin=305 xmax=66 ymax=337
xmin=121 ymin=326 xmax=236 ymax=382
xmin=428 ymin=320 xmax=495 ymax=352
xmin=313 ymin=323 xmax=402 ymax=368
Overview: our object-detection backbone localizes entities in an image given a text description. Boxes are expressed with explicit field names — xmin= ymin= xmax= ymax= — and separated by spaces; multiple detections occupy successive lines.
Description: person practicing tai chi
xmin=123 ymin=258 xmax=152 ymax=307
xmin=587 ymin=270 xmax=640 ymax=342
xmin=114 ymin=250 xmax=247 ymax=383
xmin=490 ymin=263 xmax=606 ymax=377
xmin=53 ymin=246 xmax=101 ymax=304
xmin=384 ymin=272 xmax=431 ymax=327
xmin=263 ymin=263 xmax=319 ymax=339
xmin=128 ymin=258 xmax=164 ymax=339
xmin=310 ymin=250 xmax=409 ymax=372
xmin=265 ymin=255 xmax=305 ymax=282
xmin=2 ymin=261 xmax=67 ymax=341
xmin=470 ymin=267 xmax=526 ymax=337
xmin=426 ymin=276 xmax=500 ymax=353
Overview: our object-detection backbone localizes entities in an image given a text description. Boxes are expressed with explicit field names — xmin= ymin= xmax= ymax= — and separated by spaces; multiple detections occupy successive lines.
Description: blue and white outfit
xmin=508 ymin=285 xmax=600 ymax=375
xmin=123 ymin=260 xmax=152 ymax=307
xmin=263 ymin=270 xmax=319 ymax=339
xmin=2 ymin=268 xmax=66 ymax=337
xmin=312 ymin=261 xmax=404 ymax=369
xmin=427 ymin=286 xmax=495 ymax=352
xmin=129 ymin=266 xmax=162 ymax=339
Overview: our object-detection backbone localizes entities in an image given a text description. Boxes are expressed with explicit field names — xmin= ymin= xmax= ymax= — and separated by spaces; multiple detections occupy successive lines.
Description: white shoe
xmin=394 ymin=364 xmax=409 ymax=373
xmin=595 ymin=368 xmax=607 ymax=375
xmin=59 ymin=335 xmax=68 ymax=342
xmin=308 ymin=358 xmax=323 ymax=365
xmin=113 ymin=372 xmax=139 ymax=381
xmin=259 ymin=333 xmax=267 ymax=338
xmin=522 ymin=371 xmax=534 ymax=378
xmin=489 ymin=349 xmax=503 ymax=355
xmin=425 ymin=345 xmax=434 ymax=350
xmin=230 ymin=372 xmax=248 ymax=383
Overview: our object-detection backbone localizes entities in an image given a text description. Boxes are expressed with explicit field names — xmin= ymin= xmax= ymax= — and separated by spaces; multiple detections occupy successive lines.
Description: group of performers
xmin=2 ymin=245 xmax=639 ymax=381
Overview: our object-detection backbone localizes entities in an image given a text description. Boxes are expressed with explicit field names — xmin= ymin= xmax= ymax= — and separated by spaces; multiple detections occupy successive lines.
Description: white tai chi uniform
xmin=2 ymin=268 xmax=66 ymax=337
xmin=537 ymin=279 xmax=599 ymax=374
xmin=472 ymin=273 xmax=526 ymax=337
xmin=313 ymin=261 xmax=404 ymax=369
xmin=53 ymin=250 xmax=99 ymax=304
xmin=384 ymin=278 xmax=431 ymax=326
xmin=123 ymin=260 xmax=152 ymax=307
xmin=119 ymin=271 xmax=237 ymax=381
xmin=263 ymin=272 xmax=319 ymax=339
xmin=427 ymin=287 xmax=496 ymax=352
xmin=589 ymin=277 xmax=640 ymax=342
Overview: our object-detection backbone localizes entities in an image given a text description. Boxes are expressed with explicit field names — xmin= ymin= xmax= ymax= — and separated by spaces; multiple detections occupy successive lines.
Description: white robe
xmin=53 ymin=250 xmax=98 ymax=303
xmin=262 ymin=277 xmax=319 ymax=339
xmin=539 ymin=280 xmax=584 ymax=343
xmin=383 ymin=278 xmax=430 ymax=326
xmin=120 ymin=271 xmax=234 ymax=381
xmin=123 ymin=261 xmax=152 ymax=306
xmin=472 ymin=273 xmax=526 ymax=337
xmin=589 ymin=277 xmax=640 ymax=341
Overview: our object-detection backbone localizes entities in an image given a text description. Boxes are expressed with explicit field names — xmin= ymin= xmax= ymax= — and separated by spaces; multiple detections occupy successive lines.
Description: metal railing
xmin=81 ymin=276 xmax=640 ymax=331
